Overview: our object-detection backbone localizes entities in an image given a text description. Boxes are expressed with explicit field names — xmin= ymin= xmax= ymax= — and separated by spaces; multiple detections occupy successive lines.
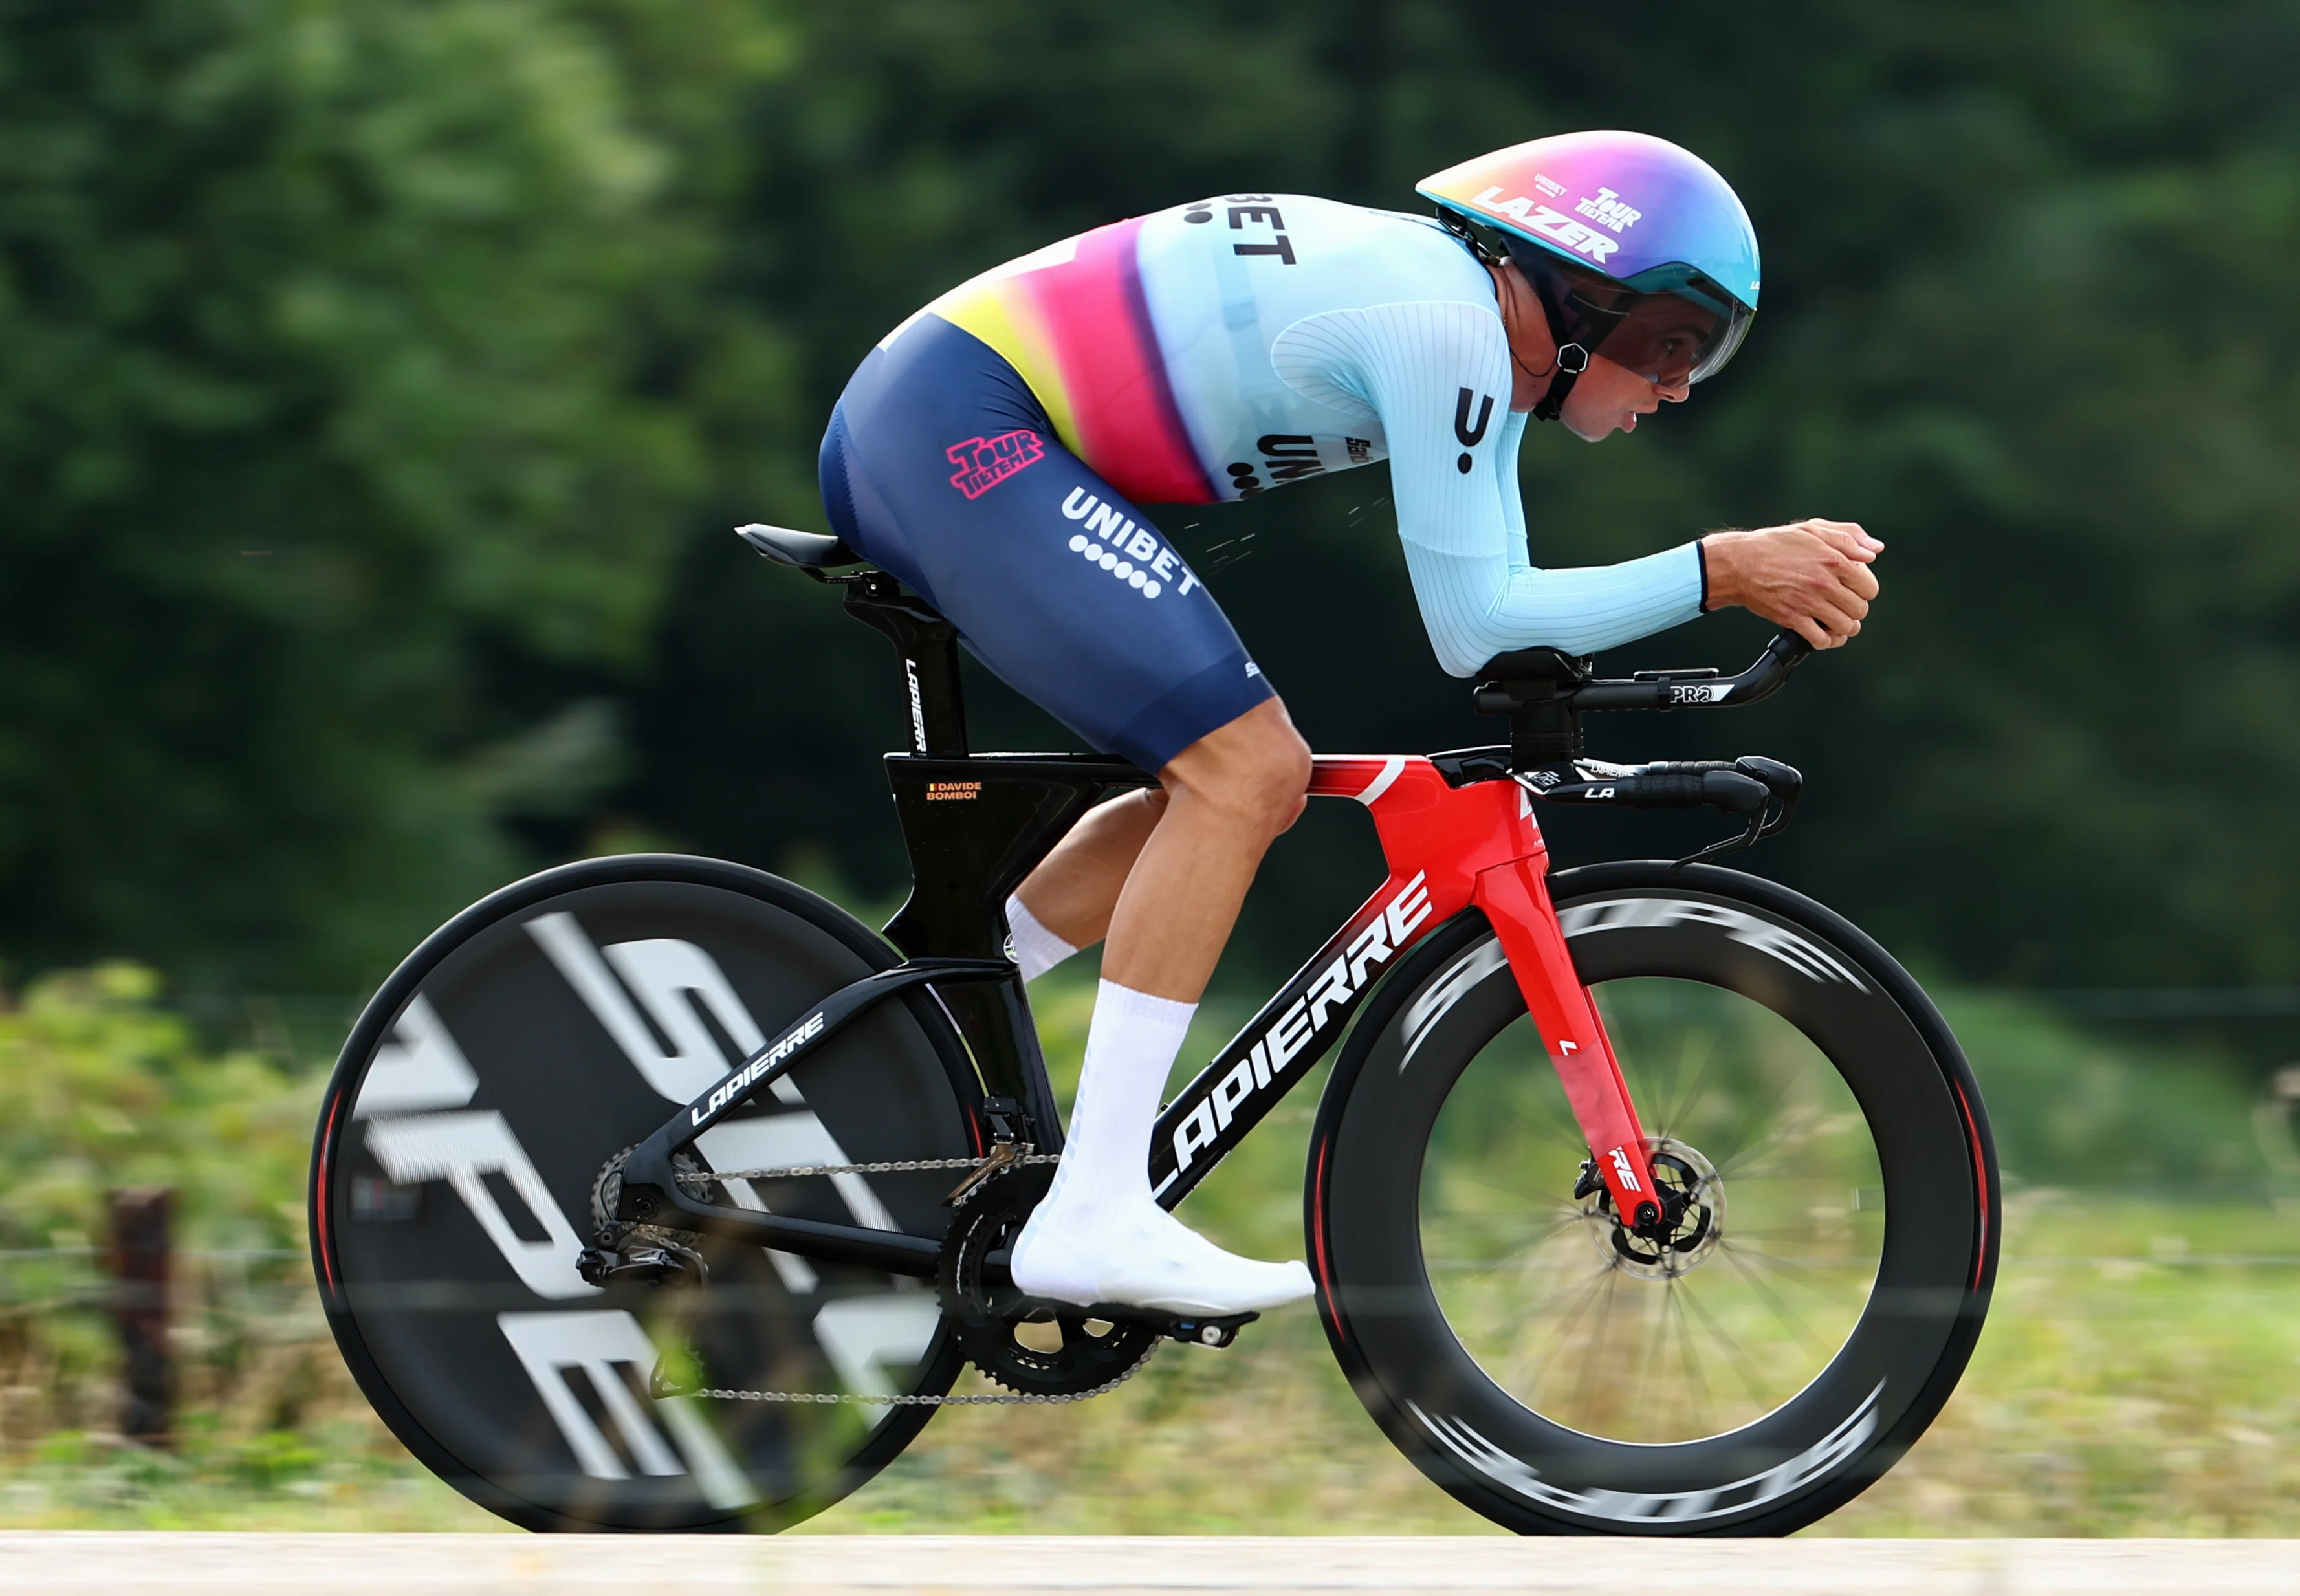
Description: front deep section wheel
xmin=310 ymin=855 xmax=981 ymax=1532
xmin=1309 ymin=862 xmax=1998 ymax=1536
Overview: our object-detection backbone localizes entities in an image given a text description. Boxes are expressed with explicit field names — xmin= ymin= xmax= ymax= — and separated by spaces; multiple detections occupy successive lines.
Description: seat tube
xmin=1473 ymin=857 xmax=1667 ymax=1227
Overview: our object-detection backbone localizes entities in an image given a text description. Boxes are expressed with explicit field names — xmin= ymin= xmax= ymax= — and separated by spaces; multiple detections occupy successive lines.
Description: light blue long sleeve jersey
xmin=1123 ymin=196 xmax=1706 ymax=675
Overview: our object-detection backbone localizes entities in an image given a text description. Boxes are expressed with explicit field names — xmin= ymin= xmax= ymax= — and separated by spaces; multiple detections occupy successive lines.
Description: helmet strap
xmin=1533 ymin=342 xmax=1590 ymax=423
xmin=1493 ymin=246 xmax=1596 ymax=424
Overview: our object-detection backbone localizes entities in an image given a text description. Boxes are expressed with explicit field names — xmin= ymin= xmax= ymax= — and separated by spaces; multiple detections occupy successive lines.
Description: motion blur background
xmin=2 ymin=0 xmax=2298 ymax=1532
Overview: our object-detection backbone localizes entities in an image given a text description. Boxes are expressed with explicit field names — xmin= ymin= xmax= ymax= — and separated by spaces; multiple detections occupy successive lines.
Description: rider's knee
xmin=1194 ymin=717 xmax=1311 ymax=835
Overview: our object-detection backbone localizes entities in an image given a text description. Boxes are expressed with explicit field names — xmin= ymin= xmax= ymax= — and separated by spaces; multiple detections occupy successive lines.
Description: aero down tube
xmin=1149 ymin=868 xmax=1441 ymax=1208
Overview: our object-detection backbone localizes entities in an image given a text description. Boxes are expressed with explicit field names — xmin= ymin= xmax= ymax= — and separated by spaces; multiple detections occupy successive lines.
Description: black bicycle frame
xmin=611 ymin=573 xmax=1412 ymax=1280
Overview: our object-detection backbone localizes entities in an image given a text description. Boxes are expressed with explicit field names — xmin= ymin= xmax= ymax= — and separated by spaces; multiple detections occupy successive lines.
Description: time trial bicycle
xmin=309 ymin=523 xmax=1998 ymax=1535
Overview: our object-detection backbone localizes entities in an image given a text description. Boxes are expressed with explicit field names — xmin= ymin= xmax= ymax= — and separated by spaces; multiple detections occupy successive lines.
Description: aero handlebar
xmin=1476 ymin=629 xmax=1816 ymax=718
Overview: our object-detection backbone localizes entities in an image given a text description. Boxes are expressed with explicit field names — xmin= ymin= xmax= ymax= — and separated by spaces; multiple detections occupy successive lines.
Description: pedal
xmin=1080 ymin=1303 xmax=1259 ymax=1348
xmin=575 ymin=1243 xmax=708 ymax=1289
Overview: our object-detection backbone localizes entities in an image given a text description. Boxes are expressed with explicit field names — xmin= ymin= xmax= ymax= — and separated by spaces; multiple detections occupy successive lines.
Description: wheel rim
xmin=1421 ymin=977 xmax=1885 ymax=1445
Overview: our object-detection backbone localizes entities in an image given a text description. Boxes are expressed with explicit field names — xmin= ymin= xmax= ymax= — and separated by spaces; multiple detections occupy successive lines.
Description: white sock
xmin=1011 ymin=979 xmax=1315 ymax=1315
xmin=1004 ymin=893 xmax=1080 ymax=983
xmin=1043 ymin=978 xmax=1194 ymax=1210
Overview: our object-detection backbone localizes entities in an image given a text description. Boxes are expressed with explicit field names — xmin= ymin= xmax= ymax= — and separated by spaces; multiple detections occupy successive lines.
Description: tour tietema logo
xmin=947 ymin=429 xmax=1046 ymax=499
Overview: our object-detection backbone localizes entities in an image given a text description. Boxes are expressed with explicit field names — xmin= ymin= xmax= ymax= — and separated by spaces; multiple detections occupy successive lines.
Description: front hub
xmin=1579 ymin=1137 xmax=1723 ymax=1280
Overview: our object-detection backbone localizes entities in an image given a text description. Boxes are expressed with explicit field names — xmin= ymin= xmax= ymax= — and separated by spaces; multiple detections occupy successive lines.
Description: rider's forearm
xmin=1399 ymin=540 xmax=1705 ymax=677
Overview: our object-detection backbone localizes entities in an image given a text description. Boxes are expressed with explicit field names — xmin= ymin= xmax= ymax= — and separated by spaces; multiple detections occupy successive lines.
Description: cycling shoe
xmin=1009 ymin=1197 xmax=1314 ymax=1316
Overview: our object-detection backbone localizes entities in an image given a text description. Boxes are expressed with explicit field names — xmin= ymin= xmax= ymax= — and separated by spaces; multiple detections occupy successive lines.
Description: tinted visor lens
xmin=1509 ymin=243 xmax=1753 ymax=386
xmin=1599 ymin=289 xmax=1750 ymax=386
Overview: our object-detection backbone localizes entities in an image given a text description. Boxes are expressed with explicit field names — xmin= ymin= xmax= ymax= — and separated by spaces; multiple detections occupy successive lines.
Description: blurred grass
xmin=1 ymin=962 xmax=2297 ymax=1531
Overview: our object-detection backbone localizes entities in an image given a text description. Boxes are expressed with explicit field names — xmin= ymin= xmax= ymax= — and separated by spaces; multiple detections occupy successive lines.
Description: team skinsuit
xmin=819 ymin=132 xmax=1764 ymax=1316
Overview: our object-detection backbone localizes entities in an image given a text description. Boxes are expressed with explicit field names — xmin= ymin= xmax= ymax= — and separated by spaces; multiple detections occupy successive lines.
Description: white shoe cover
xmin=1009 ymin=1197 xmax=1315 ymax=1317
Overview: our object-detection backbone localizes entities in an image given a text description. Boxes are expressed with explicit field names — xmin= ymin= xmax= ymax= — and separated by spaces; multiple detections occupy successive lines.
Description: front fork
xmin=1473 ymin=857 xmax=1666 ymax=1229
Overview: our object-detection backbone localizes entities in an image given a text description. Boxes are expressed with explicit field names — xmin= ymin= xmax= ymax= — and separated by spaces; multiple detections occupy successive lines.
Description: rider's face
xmin=1561 ymin=355 xmax=1691 ymax=442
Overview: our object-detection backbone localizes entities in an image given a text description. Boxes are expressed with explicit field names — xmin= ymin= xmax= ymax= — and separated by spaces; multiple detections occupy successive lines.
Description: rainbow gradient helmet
xmin=1419 ymin=131 xmax=1760 ymax=417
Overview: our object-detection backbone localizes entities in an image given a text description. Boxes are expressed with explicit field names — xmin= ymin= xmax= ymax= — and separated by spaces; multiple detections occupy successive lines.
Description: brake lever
xmin=1671 ymin=807 xmax=1769 ymax=871
xmin=1670 ymin=756 xmax=1803 ymax=870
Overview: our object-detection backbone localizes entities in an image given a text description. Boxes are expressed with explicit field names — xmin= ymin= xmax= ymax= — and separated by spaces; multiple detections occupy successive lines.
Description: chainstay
xmin=675 ymin=1154 xmax=1058 ymax=1182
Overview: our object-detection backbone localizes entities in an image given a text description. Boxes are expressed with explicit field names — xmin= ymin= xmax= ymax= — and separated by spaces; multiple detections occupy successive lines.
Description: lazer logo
xmin=1608 ymin=1145 xmax=1643 ymax=1192
xmin=946 ymin=429 xmax=1045 ymax=498
xmin=1170 ymin=873 xmax=1432 ymax=1174
xmin=694 ymin=1011 xmax=825 ymax=1126
xmin=1468 ymin=186 xmax=1619 ymax=263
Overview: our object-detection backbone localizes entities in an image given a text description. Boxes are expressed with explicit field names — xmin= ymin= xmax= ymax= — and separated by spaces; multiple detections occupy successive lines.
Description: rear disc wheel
xmin=310 ymin=854 xmax=979 ymax=1531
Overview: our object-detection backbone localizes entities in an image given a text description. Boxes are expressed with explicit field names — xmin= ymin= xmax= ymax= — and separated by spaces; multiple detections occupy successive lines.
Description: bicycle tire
xmin=1308 ymin=860 xmax=1997 ymax=1536
xmin=310 ymin=854 xmax=980 ymax=1533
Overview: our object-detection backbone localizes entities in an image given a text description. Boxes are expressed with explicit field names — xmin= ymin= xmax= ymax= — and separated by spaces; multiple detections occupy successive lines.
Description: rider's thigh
xmin=821 ymin=315 xmax=1274 ymax=775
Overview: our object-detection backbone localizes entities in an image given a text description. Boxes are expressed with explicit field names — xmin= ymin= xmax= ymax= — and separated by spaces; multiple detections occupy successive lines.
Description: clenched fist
xmin=1700 ymin=520 xmax=1882 ymax=650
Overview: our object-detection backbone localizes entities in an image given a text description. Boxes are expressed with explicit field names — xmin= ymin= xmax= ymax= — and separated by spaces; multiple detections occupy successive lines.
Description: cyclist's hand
xmin=1700 ymin=520 xmax=1881 ymax=650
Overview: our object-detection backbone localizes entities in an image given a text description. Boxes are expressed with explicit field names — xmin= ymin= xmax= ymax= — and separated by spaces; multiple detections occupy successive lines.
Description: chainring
xmin=936 ymin=1166 xmax=1159 ymax=1397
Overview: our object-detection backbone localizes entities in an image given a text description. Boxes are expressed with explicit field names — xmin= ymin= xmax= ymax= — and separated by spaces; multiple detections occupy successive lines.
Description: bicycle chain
xmin=661 ymin=1150 xmax=1128 ymax=1407
xmin=686 ymin=1355 xmax=1145 ymax=1408
xmin=673 ymin=1154 xmax=1058 ymax=1183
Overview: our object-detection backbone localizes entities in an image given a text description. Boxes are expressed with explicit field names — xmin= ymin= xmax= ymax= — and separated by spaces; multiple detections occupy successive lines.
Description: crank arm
xmin=976 ymin=1243 xmax=1260 ymax=1346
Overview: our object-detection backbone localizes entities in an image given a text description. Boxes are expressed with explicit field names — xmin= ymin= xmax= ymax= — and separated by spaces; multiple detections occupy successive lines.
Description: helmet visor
xmin=1508 ymin=241 xmax=1755 ymax=386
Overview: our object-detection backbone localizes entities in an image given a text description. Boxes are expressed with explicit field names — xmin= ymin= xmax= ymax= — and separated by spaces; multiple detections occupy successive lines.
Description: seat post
xmin=842 ymin=572 xmax=969 ymax=756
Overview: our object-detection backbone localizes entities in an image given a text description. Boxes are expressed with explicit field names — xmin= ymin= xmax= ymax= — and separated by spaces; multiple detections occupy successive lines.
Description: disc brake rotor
xmin=1581 ymin=1137 xmax=1724 ymax=1281
xmin=936 ymin=1168 xmax=1159 ymax=1397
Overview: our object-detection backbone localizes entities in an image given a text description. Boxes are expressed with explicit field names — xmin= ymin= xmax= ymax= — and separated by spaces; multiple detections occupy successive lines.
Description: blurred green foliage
xmin=5 ymin=1 xmax=2300 ymax=998
xmin=0 ymin=964 xmax=329 ymax=1452
xmin=0 ymin=963 xmax=312 ymax=1256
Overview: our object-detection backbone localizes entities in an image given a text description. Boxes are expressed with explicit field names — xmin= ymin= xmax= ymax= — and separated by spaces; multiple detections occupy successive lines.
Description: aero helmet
xmin=1418 ymin=131 xmax=1761 ymax=420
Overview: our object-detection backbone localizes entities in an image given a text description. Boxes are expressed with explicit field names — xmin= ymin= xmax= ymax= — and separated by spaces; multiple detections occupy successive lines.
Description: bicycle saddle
xmin=735 ymin=521 xmax=863 ymax=569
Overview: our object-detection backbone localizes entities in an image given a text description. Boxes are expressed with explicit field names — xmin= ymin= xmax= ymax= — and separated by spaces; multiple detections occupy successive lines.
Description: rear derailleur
xmin=576 ymin=1143 xmax=708 ymax=1289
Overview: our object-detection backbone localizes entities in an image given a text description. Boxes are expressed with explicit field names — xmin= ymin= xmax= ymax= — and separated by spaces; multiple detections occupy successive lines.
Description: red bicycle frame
xmin=1145 ymin=753 xmax=1661 ymax=1226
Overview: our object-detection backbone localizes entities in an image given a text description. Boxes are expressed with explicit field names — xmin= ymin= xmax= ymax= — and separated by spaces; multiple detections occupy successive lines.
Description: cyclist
xmin=817 ymin=130 xmax=1881 ymax=1318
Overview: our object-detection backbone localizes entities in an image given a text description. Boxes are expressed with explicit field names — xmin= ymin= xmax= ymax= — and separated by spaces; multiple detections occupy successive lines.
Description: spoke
xmin=1713 ymin=1100 xmax=1833 ymax=1180
xmin=1507 ymin=1258 xmax=1620 ymax=1395
xmin=1719 ymin=1242 xmax=1826 ymax=1352
xmin=1718 ymin=1239 xmax=1876 ymax=1290
xmin=1672 ymin=1278 xmax=1716 ymax=1436
xmin=1631 ymin=1276 xmax=1677 ymax=1422
xmin=1425 ymin=1210 xmax=1588 ymax=1278
xmin=1648 ymin=1017 xmax=1723 ymax=1144
xmin=1500 ymin=1088 xmax=1589 ymax=1152
xmin=1571 ymin=1265 xmax=1625 ymax=1420
xmin=1437 ymin=1168 xmax=1579 ymax=1212
xmin=1675 ymin=1274 xmax=1776 ymax=1409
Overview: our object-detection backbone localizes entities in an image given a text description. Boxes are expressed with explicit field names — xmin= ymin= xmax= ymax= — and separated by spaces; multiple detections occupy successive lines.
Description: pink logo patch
xmin=946 ymin=430 xmax=1046 ymax=499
